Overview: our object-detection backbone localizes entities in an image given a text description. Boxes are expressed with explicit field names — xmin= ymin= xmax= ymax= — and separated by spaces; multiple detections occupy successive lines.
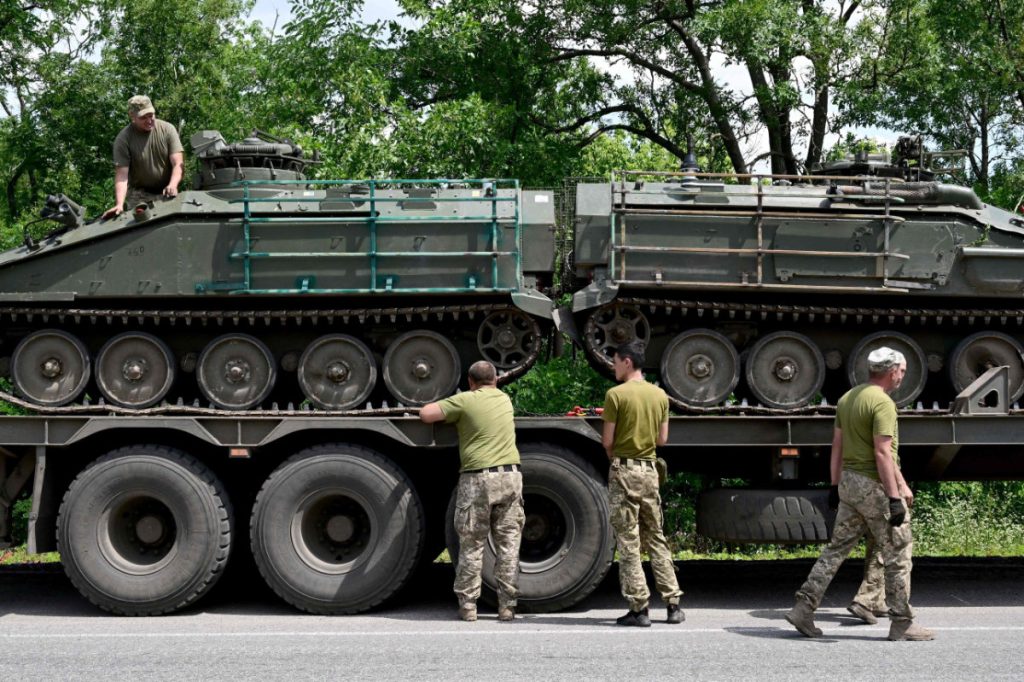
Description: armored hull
xmin=568 ymin=170 xmax=1024 ymax=410
xmin=1 ymin=133 xmax=554 ymax=410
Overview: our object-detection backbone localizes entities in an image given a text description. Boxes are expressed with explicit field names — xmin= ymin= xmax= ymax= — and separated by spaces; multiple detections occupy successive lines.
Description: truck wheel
xmin=697 ymin=488 xmax=833 ymax=543
xmin=446 ymin=444 xmax=613 ymax=612
xmin=250 ymin=444 xmax=424 ymax=614
xmin=56 ymin=446 xmax=232 ymax=615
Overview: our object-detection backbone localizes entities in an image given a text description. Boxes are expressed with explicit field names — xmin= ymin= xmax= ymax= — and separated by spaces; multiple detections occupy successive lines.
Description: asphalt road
xmin=2 ymin=558 xmax=1022 ymax=680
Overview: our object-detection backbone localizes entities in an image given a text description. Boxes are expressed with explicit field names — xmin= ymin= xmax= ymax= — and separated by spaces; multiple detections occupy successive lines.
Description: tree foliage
xmin=0 ymin=0 xmax=1022 ymax=229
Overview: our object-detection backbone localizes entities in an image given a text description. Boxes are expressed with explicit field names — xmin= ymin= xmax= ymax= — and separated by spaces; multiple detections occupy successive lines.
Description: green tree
xmin=843 ymin=0 xmax=1024 ymax=194
xmin=397 ymin=0 xmax=876 ymax=176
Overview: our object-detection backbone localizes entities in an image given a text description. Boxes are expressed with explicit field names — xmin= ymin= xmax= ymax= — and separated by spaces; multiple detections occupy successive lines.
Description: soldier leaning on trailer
xmin=787 ymin=347 xmax=934 ymax=641
xmin=602 ymin=341 xmax=684 ymax=627
xmin=102 ymin=95 xmax=184 ymax=219
xmin=419 ymin=360 xmax=525 ymax=622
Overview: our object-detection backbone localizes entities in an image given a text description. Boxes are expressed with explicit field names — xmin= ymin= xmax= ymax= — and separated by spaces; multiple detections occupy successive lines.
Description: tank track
xmin=0 ymin=301 xmax=542 ymax=414
xmin=586 ymin=295 xmax=1024 ymax=414
xmin=614 ymin=296 xmax=1024 ymax=331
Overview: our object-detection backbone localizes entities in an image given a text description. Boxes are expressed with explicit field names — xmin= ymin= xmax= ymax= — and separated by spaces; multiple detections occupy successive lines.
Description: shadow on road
xmin=2 ymin=557 xmax=1022 ymax=619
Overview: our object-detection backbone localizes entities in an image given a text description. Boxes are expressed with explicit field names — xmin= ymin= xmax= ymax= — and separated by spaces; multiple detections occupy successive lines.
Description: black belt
xmin=465 ymin=464 xmax=521 ymax=474
xmin=617 ymin=457 xmax=655 ymax=468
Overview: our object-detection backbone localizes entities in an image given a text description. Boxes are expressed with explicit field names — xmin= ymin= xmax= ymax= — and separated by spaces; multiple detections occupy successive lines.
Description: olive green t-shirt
xmin=835 ymin=383 xmax=900 ymax=481
xmin=437 ymin=387 xmax=520 ymax=472
xmin=602 ymin=380 xmax=669 ymax=460
xmin=113 ymin=119 xmax=184 ymax=192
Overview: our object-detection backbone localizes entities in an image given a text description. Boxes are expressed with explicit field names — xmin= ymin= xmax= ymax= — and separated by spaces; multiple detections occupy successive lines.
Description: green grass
xmin=0 ymin=546 xmax=59 ymax=565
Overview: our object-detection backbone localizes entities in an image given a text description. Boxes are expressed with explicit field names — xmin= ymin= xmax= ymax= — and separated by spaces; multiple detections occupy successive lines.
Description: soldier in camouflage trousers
xmin=420 ymin=360 xmax=524 ymax=622
xmin=603 ymin=342 xmax=683 ymax=627
xmin=452 ymin=468 xmax=524 ymax=615
xmin=787 ymin=347 xmax=934 ymax=642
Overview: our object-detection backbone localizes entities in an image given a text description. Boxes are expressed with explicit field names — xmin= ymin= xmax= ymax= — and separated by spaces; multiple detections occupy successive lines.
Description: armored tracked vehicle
xmin=566 ymin=141 xmax=1024 ymax=410
xmin=1 ymin=131 xmax=554 ymax=411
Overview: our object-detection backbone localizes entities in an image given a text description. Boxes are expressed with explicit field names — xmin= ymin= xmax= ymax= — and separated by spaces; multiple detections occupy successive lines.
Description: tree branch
xmin=551 ymin=47 xmax=700 ymax=91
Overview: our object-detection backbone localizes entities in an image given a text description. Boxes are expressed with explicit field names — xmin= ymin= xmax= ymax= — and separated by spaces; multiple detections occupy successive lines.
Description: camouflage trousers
xmin=608 ymin=459 xmax=682 ymax=612
xmin=453 ymin=470 xmax=524 ymax=610
xmin=796 ymin=469 xmax=914 ymax=621
xmin=126 ymin=187 xmax=163 ymax=209
xmin=852 ymin=534 xmax=887 ymax=613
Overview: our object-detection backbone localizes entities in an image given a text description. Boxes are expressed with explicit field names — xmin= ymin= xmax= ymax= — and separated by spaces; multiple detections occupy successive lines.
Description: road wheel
xmin=697 ymin=488 xmax=832 ymax=543
xmin=57 ymin=446 xmax=232 ymax=615
xmin=250 ymin=444 xmax=424 ymax=614
xmin=446 ymin=444 xmax=613 ymax=612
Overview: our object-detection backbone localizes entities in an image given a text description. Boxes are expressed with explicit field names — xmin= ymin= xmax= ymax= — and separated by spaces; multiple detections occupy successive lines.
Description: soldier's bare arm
xmin=829 ymin=427 xmax=843 ymax=485
xmin=419 ymin=402 xmax=445 ymax=423
xmin=657 ymin=420 xmax=668 ymax=447
xmin=895 ymin=468 xmax=914 ymax=506
xmin=873 ymin=435 xmax=901 ymax=498
xmin=102 ymin=166 xmax=130 ymax=219
xmin=602 ymin=421 xmax=616 ymax=460
xmin=164 ymin=152 xmax=184 ymax=197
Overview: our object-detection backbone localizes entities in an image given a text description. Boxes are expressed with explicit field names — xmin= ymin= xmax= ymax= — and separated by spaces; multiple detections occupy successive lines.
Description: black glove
xmin=888 ymin=497 xmax=906 ymax=527
xmin=828 ymin=485 xmax=840 ymax=511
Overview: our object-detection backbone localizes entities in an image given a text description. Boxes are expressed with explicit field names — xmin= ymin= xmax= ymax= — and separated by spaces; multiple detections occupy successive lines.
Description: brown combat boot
xmin=458 ymin=603 xmax=477 ymax=622
xmin=785 ymin=598 xmax=822 ymax=638
xmin=847 ymin=602 xmax=878 ymax=625
xmin=498 ymin=606 xmax=515 ymax=621
xmin=888 ymin=621 xmax=935 ymax=641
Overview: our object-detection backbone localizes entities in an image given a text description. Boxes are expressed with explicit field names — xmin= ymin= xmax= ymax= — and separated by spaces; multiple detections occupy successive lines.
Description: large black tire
xmin=697 ymin=488 xmax=833 ymax=543
xmin=445 ymin=444 xmax=613 ymax=613
xmin=56 ymin=446 xmax=233 ymax=615
xmin=250 ymin=444 xmax=425 ymax=614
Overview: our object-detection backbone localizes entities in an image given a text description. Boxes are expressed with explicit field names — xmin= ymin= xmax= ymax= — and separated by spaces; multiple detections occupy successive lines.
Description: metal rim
xmin=289 ymin=488 xmax=377 ymax=575
xmin=196 ymin=333 xmax=276 ymax=410
xmin=11 ymin=329 xmax=91 ymax=406
xmin=745 ymin=331 xmax=825 ymax=409
xmin=95 ymin=332 xmax=175 ymax=408
xmin=950 ymin=331 xmax=1024 ymax=402
xmin=847 ymin=331 xmax=927 ymax=408
xmin=477 ymin=308 xmax=542 ymax=370
xmin=297 ymin=334 xmax=377 ymax=410
xmin=382 ymin=330 xmax=460 ymax=406
xmin=96 ymin=493 xmax=179 ymax=576
xmin=659 ymin=329 xmax=739 ymax=407
xmin=583 ymin=303 xmax=651 ymax=369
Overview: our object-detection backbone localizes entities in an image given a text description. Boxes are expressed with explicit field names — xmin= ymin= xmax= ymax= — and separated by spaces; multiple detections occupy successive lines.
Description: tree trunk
xmin=805 ymin=59 xmax=829 ymax=171
xmin=5 ymin=161 xmax=25 ymax=219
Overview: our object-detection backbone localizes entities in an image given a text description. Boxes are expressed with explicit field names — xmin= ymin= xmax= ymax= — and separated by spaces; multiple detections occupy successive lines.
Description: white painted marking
xmin=1 ymin=625 xmax=1022 ymax=639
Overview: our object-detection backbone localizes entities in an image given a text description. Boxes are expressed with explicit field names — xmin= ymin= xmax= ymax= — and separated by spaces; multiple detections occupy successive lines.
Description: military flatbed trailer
xmin=1 ymin=370 xmax=1021 ymax=616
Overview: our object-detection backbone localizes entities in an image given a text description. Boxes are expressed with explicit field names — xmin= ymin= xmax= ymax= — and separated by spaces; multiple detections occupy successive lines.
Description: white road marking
xmin=2 ymin=625 xmax=1023 ymax=639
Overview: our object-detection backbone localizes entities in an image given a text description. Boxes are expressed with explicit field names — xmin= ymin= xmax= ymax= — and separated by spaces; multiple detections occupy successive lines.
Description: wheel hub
xmin=772 ymin=357 xmax=798 ymax=382
xmin=135 ymin=514 xmax=166 ymax=545
xmin=523 ymin=513 xmax=549 ymax=543
xmin=411 ymin=357 xmax=432 ymax=379
xmin=687 ymin=354 xmax=714 ymax=379
xmin=122 ymin=358 xmax=148 ymax=382
xmin=41 ymin=357 xmax=63 ymax=378
xmin=496 ymin=328 xmax=518 ymax=349
xmin=326 ymin=361 xmax=350 ymax=384
xmin=609 ymin=323 xmax=632 ymax=344
xmin=325 ymin=515 xmax=355 ymax=543
xmin=224 ymin=359 xmax=251 ymax=383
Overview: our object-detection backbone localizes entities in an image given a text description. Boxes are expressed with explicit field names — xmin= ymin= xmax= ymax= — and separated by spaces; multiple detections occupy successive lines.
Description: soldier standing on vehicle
xmin=787 ymin=347 xmax=934 ymax=641
xmin=101 ymin=95 xmax=184 ymax=219
xmin=603 ymin=341 xmax=683 ymax=627
xmin=419 ymin=361 xmax=524 ymax=622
